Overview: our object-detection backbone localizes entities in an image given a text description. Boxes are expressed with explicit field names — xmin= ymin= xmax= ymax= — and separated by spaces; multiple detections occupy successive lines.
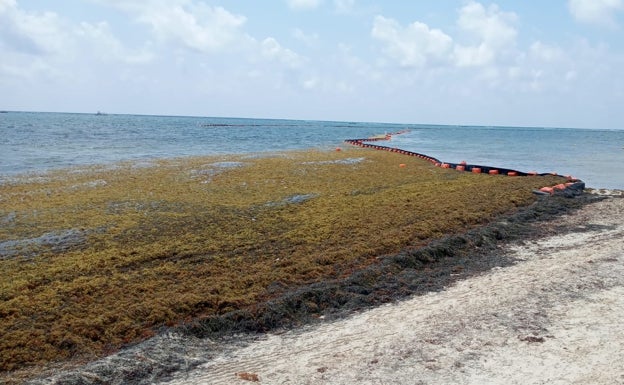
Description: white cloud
xmin=286 ymin=0 xmax=322 ymax=11
xmin=371 ymin=15 xmax=453 ymax=68
xmin=293 ymin=28 xmax=319 ymax=47
xmin=0 ymin=0 xmax=68 ymax=56
xmin=568 ymin=0 xmax=624 ymax=27
xmin=261 ymin=37 xmax=306 ymax=68
xmin=302 ymin=76 xmax=319 ymax=89
xmin=367 ymin=2 xmax=587 ymax=98
xmin=565 ymin=70 xmax=578 ymax=81
xmin=130 ymin=2 xmax=249 ymax=53
xmin=454 ymin=43 xmax=495 ymax=67
xmin=0 ymin=0 xmax=155 ymax=87
xmin=300 ymin=74 xmax=354 ymax=94
xmin=506 ymin=40 xmax=567 ymax=91
xmin=87 ymin=0 xmax=311 ymax=101
xmin=0 ymin=0 xmax=78 ymax=88
xmin=100 ymin=0 xmax=306 ymax=70
xmin=0 ymin=0 xmax=16 ymax=13
xmin=334 ymin=0 xmax=355 ymax=13
xmin=457 ymin=2 xmax=517 ymax=49
xmin=371 ymin=2 xmax=518 ymax=69
xmin=76 ymin=21 xmax=154 ymax=64
xmin=453 ymin=1 xmax=518 ymax=67
xmin=529 ymin=41 xmax=564 ymax=63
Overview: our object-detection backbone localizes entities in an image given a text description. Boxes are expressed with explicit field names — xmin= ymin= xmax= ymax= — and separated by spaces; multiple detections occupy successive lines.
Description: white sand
xmin=163 ymin=194 xmax=624 ymax=385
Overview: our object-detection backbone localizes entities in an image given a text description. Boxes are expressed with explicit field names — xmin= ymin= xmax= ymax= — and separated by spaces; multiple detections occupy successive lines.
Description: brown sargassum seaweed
xmin=0 ymin=148 xmax=572 ymax=377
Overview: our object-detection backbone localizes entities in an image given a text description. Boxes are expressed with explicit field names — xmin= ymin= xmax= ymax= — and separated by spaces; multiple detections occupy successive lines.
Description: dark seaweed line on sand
xmin=26 ymin=192 xmax=598 ymax=385
xmin=181 ymin=194 xmax=591 ymax=338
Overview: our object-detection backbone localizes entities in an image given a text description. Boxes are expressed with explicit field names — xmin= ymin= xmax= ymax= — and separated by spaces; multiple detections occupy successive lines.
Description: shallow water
xmin=389 ymin=125 xmax=624 ymax=189
xmin=1 ymin=112 xmax=622 ymax=189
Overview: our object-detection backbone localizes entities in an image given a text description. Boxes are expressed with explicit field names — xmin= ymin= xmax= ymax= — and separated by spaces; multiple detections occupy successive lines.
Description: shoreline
xmin=162 ymin=191 xmax=624 ymax=385
xmin=14 ymin=190 xmax=621 ymax=384
xmin=1 ymin=148 xmax=567 ymax=382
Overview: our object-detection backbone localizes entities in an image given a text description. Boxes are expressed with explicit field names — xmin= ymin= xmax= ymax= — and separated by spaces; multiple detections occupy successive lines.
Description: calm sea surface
xmin=1 ymin=112 xmax=623 ymax=189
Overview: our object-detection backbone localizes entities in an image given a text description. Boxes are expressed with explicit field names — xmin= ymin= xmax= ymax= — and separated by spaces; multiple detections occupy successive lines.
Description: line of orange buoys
xmin=343 ymin=130 xmax=585 ymax=197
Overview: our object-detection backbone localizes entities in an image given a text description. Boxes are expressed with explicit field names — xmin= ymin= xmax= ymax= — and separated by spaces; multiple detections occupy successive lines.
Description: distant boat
xmin=95 ymin=111 xmax=107 ymax=116
xmin=0 ymin=111 xmax=8 ymax=113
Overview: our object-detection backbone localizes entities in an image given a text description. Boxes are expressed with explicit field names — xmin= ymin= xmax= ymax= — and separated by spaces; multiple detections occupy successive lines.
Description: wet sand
xmin=160 ymin=192 xmax=624 ymax=385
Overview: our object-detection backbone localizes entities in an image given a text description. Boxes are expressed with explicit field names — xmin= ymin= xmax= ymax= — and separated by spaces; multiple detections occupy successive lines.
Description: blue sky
xmin=1 ymin=0 xmax=623 ymax=128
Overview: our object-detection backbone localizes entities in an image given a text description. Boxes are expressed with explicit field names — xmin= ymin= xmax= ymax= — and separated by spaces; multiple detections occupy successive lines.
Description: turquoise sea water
xmin=1 ymin=111 xmax=623 ymax=189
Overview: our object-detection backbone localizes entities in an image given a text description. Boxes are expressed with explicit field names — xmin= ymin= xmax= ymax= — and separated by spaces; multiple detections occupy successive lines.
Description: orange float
xmin=342 ymin=137 xmax=583 ymax=193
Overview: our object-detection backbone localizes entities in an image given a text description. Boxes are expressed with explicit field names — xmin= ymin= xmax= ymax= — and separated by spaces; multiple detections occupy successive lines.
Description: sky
xmin=1 ymin=0 xmax=623 ymax=129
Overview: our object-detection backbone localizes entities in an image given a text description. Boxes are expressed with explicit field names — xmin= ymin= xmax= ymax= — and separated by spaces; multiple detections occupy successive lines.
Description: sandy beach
xmin=16 ymin=190 xmax=623 ymax=385
xmin=157 ymin=191 xmax=624 ymax=385
xmin=4 ymin=1 xmax=624 ymax=382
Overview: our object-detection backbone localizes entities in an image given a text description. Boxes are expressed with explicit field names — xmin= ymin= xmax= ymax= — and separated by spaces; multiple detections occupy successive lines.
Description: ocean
xmin=1 ymin=111 xmax=623 ymax=189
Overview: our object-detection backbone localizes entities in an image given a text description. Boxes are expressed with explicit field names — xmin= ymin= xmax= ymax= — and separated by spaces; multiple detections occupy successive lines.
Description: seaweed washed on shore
xmin=0 ymin=147 xmax=568 ymax=380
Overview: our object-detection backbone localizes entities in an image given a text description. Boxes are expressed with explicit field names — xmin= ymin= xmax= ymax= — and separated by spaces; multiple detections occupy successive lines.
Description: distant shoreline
xmin=4 ymin=110 xmax=624 ymax=131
